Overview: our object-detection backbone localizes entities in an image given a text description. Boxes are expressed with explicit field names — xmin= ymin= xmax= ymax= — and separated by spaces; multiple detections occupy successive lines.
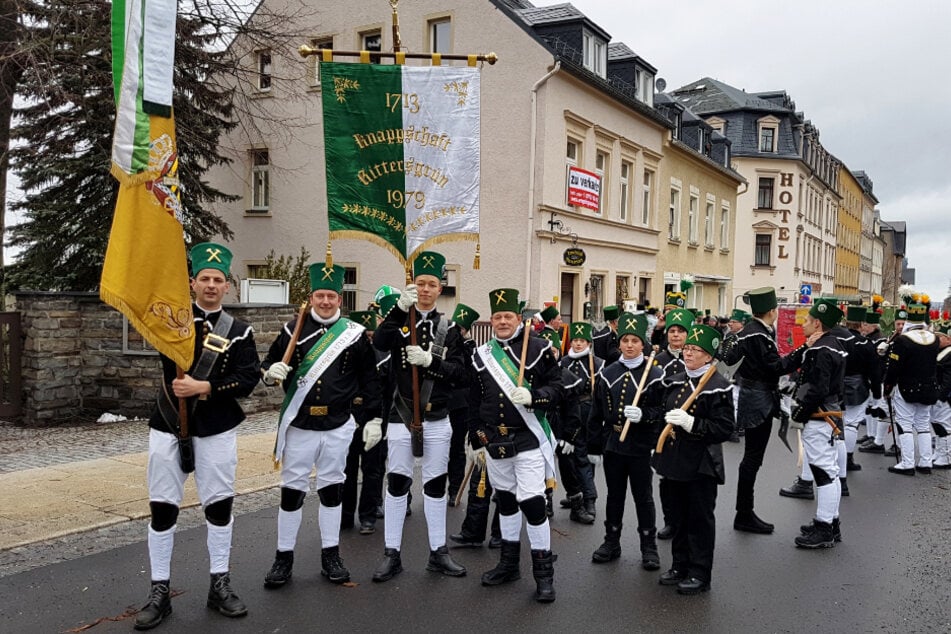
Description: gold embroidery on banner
xmin=333 ymin=76 xmax=360 ymax=103
xmin=443 ymin=80 xmax=469 ymax=106
xmin=150 ymin=302 xmax=192 ymax=338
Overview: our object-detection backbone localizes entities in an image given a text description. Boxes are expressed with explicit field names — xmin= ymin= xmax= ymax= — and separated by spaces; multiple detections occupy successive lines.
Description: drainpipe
xmin=525 ymin=61 xmax=561 ymax=306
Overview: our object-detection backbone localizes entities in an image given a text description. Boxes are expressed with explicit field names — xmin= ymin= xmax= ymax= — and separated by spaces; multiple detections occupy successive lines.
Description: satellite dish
xmin=655 ymin=77 xmax=667 ymax=92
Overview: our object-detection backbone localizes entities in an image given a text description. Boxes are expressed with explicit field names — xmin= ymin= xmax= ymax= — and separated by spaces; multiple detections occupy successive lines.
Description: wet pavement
xmin=0 ymin=416 xmax=949 ymax=632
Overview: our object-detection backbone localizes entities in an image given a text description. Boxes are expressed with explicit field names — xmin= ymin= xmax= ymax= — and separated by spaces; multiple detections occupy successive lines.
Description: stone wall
xmin=13 ymin=292 xmax=295 ymax=426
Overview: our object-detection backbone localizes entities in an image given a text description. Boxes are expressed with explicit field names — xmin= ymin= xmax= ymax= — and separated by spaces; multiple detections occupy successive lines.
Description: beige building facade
xmin=835 ymin=167 xmax=863 ymax=299
xmin=205 ymin=0 xmax=675 ymax=322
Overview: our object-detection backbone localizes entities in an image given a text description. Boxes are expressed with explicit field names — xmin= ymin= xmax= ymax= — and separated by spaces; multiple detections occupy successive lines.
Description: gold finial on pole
xmin=390 ymin=0 xmax=402 ymax=52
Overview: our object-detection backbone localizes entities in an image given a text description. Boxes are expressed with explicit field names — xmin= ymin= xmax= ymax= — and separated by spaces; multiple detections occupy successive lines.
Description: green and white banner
xmin=321 ymin=62 xmax=480 ymax=263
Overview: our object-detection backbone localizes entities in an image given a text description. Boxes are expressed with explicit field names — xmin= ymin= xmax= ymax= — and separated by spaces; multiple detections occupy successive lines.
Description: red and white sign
xmin=567 ymin=166 xmax=601 ymax=211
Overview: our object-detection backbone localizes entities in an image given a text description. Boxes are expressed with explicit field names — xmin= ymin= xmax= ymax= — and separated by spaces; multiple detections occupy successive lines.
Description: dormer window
xmin=583 ymin=30 xmax=606 ymax=77
xmin=757 ymin=115 xmax=780 ymax=154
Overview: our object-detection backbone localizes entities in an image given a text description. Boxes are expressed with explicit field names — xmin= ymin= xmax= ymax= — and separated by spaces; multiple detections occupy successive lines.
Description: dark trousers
xmin=459 ymin=465 xmax=500 ymax=541
xmin=557 ymin=447 xmax=583 ymax=497
xmin=668 ymin=477 xmax=718 ymax=583
xmin=574 ymin=400 xmax=597 ymax=501
xmin=603 ymin=452 xmax=655 ymax=530
xmin=342 ymin=428 xmax=385 ymax=523
xmin=736 ymin=418 xmax=772 ymax=512
xmin=659 ymin=477 xmax=674 ymax=527
xmin=447 ymin=407 xmax=468 ymax=495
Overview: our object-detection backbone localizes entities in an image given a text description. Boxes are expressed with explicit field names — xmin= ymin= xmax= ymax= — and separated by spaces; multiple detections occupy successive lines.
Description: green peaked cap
xmin=729 ymin=308 xmax=751 ymax=323
xmin=602 ymin=305 xmax=620 ymax=321
xmin=378 ymin=293 xmax=401 ymax=317
xmin=190 ymin=242 xmax=232 ymax=276
xmin=809 ymin=300 xmax=843 ymax=328
xmin=539 ymin=328 xmax=562 ymax=350
xmin=452 ymin=303 xmax=480 ymax=330
xmin=684 ymin=324 xmax=722 ymax=356
xmin=568 ymin=321 xmax=592 ymax=342
xmin=349 ymin=310 xmax=378 ymax=331
xmin=865 ymin=310 xmax=880 ymax=325
xmin=413 ymin=251 xmax=445 ymax=280
xmin=744 ymin=287 xmax=778 ymax=314
xmin=489 ymin=288 xmax=522 ymax=314
xmin=540 ymin=305 xmax=559 ymax=323
xmin=617 ymin=312 xmax=649 ymax=346
xmin=665 ymin=308 xmax=694 ymax=332
xmin=906 ymin=303 xmax=927 ymax=323
xmin=309 ymin=263 xmax=345 ymax=293
xmin=846 ymin=305 xmax=867 ymax=322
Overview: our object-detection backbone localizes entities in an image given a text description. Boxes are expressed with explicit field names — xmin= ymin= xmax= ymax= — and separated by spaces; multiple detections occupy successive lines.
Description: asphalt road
xmin=1 ymin=436 xmax=948 ymax=633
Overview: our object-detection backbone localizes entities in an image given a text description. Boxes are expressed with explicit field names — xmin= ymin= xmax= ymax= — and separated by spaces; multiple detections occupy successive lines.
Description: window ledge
xmin=719 ymin=248 xmax=730 ymax=255
xmin=687 ymin=241 xmax=700 ymax=249
xmin=668 ymin=237 xmax=681 ymax=245
xmin=251 ymin=90 xmax=274 ymax=100
xmin=750 ymin=264 xmax=776 ymax=273
xmin=704 ymin=245 xmax=715 ymax=252
xmin=753 ymin=207 xmax=775 ymax=212
xmin=244 ymin=210 xmax=272 ymax=217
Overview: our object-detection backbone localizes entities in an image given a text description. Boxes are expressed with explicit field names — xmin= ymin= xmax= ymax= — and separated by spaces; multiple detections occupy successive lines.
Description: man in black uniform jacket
xmin=135 ymin=243 xmax=260 ymax=630
xmin=469 ymin=287 xmax=563 ymax=603
xmin=884 ymin=303 xmax=939 ymax=475
xmin=719 ymin=287 xmax=803 ymax=534
xmin=592 ymin=304 xmax=621 ymax=364
xmin=260 ymin=264 xmax=382 ymax=588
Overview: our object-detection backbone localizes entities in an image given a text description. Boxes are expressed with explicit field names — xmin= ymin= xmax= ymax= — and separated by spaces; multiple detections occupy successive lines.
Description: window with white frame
xmin=429 ymin=18 xmax=451 ymax=54
xmin=595 ymin=150 xmax=609 ymax=215
xmin=582 ymin=30 xmax=606 ymax=77
xmin=309 ymin=37 xmax=333 ymax=87
xmin=688 ymin=194 xmax=699 ymax=243
xmin=757 ymin=177 xmax=774 ymax=209
xmin=249 ymin=149 xmax=269 ymax=212
xmin=719 ymin=203 xmax=730 ymax=249
xmin=619 ymin=161 xmax=631 ymax=222
xmin=342 ymin=266 xmax=358 ymax=313
xmin=566 ymin=138 xmax=581 ymax=206
xmin=668 ymin=187 xmax=681 ymax=240
xmin=704 ymin=199 xmax=714 ymax=247
xmin=641 ymin=169 xmax=653 ymax=226
xmin=362 ymin=31 xmax=382 ymax=64
xmin=755 ymin=234 xmax=771 ymax=266
xmin=759 ymin=126 xmax=774 ymax=152
xmin=256 ymin=49 xmax=272 ymax=92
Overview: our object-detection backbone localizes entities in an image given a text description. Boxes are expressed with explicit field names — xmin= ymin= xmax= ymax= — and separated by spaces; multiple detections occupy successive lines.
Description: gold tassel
xmin=473 ymin=240 xmax=480 ymax=270
xmin=273 ymin=458 xmax=281 ymax=471
xmin=546 ymin=477 xmax=557 ymax=491
xmin=325 ymin=241 xmax=333 ymax=268
xmin=476 ymin=465 xmax=487 ymax=498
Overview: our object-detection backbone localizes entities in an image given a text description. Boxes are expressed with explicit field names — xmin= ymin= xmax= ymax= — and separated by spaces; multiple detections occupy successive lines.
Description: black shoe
xmin=449 ymin=532 xmax=484 ymax=548
xmin=427 ymin=545 xmax=467 ymax=577
xmin=779 ymin=477 xmax=814 ymax=499
xmin=359 ymin=520 xmax=377 ymax=535
xmin=372 ymin=548 xmax=403 ymax=582
xmin=884 ymin=445 xmax=898 ymax=457
xmin=559 ymin=497 xmax=573 ymax=509
xmin=488 ymin=536 xmax=502 ymax=549
xmin=733 ymin=511 xmax=774 ymax=534
xmin=639 ymin=528 xmax=660 ymax=571
xmin=840 ymin=478 xmax=849 ymax=497
xmin=659 ymin=568 xmax=687 ymax=586
xmin=320 ymin=546 xmax=351 ymax=584
xmin=657 ymin=525 xmax=674 ymax=540
xmin=801 ymin=518 xmax=841 ymax=543
xmin=206 ymin=573 xmax=247 ymax=618
xmin=933 ymin=462 xmax=951 ymax=470
xmin=856 ymin=434 xmax=870 ymax=445
xmin=859 ymin=442 xmax=884 ymax=454
xmin=916 ymin=466 xmax=932 ymax=474
xmin=846 ymin=453 xmax=862 ymax=471
xmin=134 ymin=581 xmax=171 ymax=630
xmin=592 ymin=523 xmax=622 ymax=563
xmin=374 ymin=505 xmax=385 ymax=519
xmin=263 ymin=550 xmax=293 ymax=588
xmin=795 ymin=520 xmax=835 ymax=549
xmin=583 ymin=498 xmax=597 ymax=519
xmin=481 ymin=540 xmax=521 ymax=586
xmin=531 ymin=549 xmax=556 ymax=603
xmin=887 ymin=466 xmax=915 ymax=476
xmin=568 ymin=493 xmax=595 ymax=525
xmin=676 ymin=577 xmax=710 ymax=595
xmin=727 ymin=432 xmax=740 ymax=443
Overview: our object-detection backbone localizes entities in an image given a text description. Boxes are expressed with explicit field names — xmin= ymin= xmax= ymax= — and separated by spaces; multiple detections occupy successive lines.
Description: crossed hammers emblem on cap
xmin=625 ymin=317 xmax=636 ymax=330
xmin=321 ymin=267 xmax=334 ymax=280
xmin=205 ymin=247 xmax=222 ymax=263
xmin=574 ymin=324 xmax=585 ymax=335
xmin=494 ymin=289 xmax=507 ymax=304
xmin=689 ymin=327 xmax=703 ymax=342
xmin=458 ymin=309 xmax=468 ymax=320
xmin=422 ymin=255 xmax=435 ymax=268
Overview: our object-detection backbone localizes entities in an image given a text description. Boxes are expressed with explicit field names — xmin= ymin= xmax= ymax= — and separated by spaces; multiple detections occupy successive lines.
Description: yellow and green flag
xmin=101 ymin=0 xmax=194 ymax=370
xmin=321 ymin=62 xmax=481 ymax=263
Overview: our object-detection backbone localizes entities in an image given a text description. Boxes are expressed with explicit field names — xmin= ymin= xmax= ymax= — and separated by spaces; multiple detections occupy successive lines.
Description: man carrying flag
xmin=136 ymin=243 xmax=260 ymax=630
xmin=260 ymin=264 xmax=382 ymax=588
xmin=469 ymin=288 xmax=563 ymax=603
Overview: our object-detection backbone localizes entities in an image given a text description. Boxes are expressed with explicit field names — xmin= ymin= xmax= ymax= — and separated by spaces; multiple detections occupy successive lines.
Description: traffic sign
xmin=800 ymin=284 xmax=812 ymax=296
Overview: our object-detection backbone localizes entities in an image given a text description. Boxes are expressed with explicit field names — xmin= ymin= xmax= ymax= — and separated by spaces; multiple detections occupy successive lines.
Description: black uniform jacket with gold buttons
xmin=592 ymin=326 xmax=620 ymax=364
xmin=549 ymin=368 xmax=584 ymax=443
xmin=373 ymin=305 xmax=467 ymax=421
xmin=467 ymin=330 xmax=563 ymax=453
xmin=654 ymin=347 xmax=685 ymax=382
xmin=263 ymin=312 xmax=381 ymax=431
xmin=790 ymin=331 xmax=846 ymax=423
xmin=884 ymin=326 xmax=939 ymax=405
xmin=587 ymin=357 xmax=664 ymax=458
xmin=150 ymin=305 xmax=260 ymax=438
xmin=652 ymin=370 xmax=734 ymax=484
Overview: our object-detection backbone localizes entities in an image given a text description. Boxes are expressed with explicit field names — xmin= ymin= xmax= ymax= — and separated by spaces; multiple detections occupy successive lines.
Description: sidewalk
xmin=0 ymin=412 xmax=282 ymax=551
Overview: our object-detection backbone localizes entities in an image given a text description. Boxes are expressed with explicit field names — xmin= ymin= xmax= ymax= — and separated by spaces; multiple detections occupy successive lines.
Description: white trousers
xmin=802 ymin=421 xmax=840 ymax=523
xmin=486 ymin=447 xmax=546 ymax=503
xmin=147 ymin=428 xmax=237 ymax=507
xmin=281 ymin=420 xmax=356 ymax=492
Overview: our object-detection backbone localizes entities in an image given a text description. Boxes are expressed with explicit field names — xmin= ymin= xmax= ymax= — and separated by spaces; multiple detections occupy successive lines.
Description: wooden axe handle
xmin=655 ymin=360 xmax=719 ymax=454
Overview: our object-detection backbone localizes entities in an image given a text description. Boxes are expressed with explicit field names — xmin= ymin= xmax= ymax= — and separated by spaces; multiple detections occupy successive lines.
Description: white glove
xmin=510 ymin=387 xmax=532 ymax=406
xmin=588 ymin=454 xmax=602 ymax=466
xmin=264 ymin=361 xmax=292 ymax=383
xmin=466 ymin=443 xmax=486 ymax=464
xmin=780 ymin=395 xmax=792 ymax=417
xmin=363 ymin=417 xmax=383 ymax=451
xmin=405 ymin=345 xmax=433 ymax=367
xmin=397 ymin=284 xmax=418 ymax=311
xmin=665 ymin=409 xmax=695 ymax=433
xmin=559 ymin=439 xmax=575 ymax=455
xmin=623 ymin=405 xmax=643 ymax=423
xmin=876 ymin=341 xmax=889 ymax=356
